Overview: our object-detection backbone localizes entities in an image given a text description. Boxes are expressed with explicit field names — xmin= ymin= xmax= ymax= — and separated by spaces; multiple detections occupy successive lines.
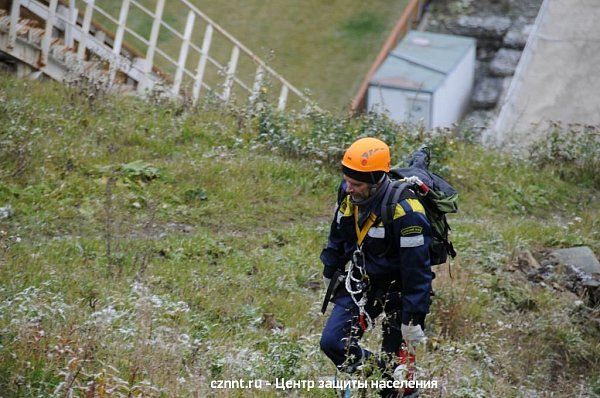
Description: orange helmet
xmin=342 ymin=137 xmax=391 ymax=173
xmin=341 ymin=137 xmax=390 ymax=184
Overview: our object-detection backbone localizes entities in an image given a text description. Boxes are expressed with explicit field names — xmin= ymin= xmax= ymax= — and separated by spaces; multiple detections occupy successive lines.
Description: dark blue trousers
xmin=320 ymin=291 xmax=403 ymax=373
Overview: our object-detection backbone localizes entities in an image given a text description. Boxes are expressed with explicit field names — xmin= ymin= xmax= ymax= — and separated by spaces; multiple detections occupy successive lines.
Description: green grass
xmin=95 ymin=0 xmax=409 ymax=112
xmin=0 ymin=74 xmax=599 ymax=397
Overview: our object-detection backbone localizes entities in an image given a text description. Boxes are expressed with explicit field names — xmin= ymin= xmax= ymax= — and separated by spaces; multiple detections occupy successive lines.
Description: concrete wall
xmin=489 ymin=0 xmax=600 ymax=148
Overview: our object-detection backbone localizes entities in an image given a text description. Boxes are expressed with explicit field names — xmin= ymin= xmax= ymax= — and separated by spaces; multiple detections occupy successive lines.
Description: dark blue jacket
xmin=320 ymin=179 xmax=432 ymax=325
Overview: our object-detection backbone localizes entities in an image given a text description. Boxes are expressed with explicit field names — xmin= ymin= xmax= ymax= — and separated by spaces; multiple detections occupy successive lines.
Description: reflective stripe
xmin=394 ymin=205 xmax=406 ymax=219
xmin=400 ymin=235 xmax=424 ymax=247
xmin=393 ymin=198 xmax=426 ymax=220
xmin=336 ymin=210 xmax=343 ymax=224
xmin=367 ymin=226 xmax=385 ymax=238
xmin=406 ymin=198 xmax=425 ymax=215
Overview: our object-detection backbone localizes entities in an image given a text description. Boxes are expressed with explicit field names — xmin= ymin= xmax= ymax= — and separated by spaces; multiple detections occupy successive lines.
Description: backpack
xmin=380 ymin=147 xmax=458 ymax=265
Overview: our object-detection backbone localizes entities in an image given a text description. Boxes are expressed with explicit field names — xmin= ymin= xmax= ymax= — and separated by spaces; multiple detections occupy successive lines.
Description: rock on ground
xmin=552 ymin=247 xmax=600 ymax=277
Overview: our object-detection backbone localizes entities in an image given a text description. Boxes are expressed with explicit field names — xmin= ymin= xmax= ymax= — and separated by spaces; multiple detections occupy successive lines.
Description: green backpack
xmin=380 ymin=148 xmax=458 ymax=265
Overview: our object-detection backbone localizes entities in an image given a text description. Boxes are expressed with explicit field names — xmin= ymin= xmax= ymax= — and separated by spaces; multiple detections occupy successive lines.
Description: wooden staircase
xmin=0 ymin=0 xmax=317 ymax=110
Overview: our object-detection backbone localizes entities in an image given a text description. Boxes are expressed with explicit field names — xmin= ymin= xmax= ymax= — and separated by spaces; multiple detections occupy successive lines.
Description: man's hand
xmin=401 ymin=323 xmax=426 ymax=346
xmin=323 ymin=276 xmax=331 ymax=289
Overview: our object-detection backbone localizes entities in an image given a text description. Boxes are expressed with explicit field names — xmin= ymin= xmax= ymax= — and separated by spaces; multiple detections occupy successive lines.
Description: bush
xmin=528 ymin=123 xmax=600 ymax=188
xmin=252 ymin=98 xmax=457 ymax=175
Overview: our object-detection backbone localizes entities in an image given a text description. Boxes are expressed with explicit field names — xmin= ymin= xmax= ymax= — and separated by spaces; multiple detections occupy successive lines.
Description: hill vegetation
xmin=0 ymin=74 xmax=598 ymax=397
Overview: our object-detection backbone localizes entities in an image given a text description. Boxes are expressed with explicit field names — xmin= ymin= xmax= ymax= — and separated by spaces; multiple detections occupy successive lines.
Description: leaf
xmin=183 ymin=188 xmax=208 ymax=203
xmin=120 ymin=160 xmax=161 ymax=182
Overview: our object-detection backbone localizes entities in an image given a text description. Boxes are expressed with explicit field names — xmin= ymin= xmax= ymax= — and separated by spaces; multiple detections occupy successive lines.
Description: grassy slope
xmin=0 ymin=75 xmax=599 ymax=397
xmin=97 ymin=0 xmax=408 ymax=112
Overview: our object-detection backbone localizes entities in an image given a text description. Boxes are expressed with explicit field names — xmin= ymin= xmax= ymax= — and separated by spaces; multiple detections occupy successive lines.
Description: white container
xmin=368 ymin=30 xmax=476 ymax=129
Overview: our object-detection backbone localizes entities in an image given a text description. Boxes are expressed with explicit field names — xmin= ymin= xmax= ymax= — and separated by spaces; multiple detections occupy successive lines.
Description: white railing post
xmin=77 ymin=0 xmax=94 ymax=61
xmin=277 ymin=85 xmax=288 ymax=111
xmin=249 ymin=65 xmax=264 ymax=103
xmin=192 ymin=23 xmax=213 ymax=103
xmin=138 ymin=0 xmax=165 ymax=94
xmin=64 ymin=0 xmax=77 ymax=49
xmin=172 ymin=10 xmax=195 ymax=96
xmin=222 ymin=45 xmax=239 ymax=102
xmin=8 ymin=0 xmax=21 ymax=50
xmin=40 ymin=0 xmax=59 ymax=67
xmin=110 ymin=0 xmax=130 ymax=81
xmin=113 ymin=0 xmax=130 ymax=56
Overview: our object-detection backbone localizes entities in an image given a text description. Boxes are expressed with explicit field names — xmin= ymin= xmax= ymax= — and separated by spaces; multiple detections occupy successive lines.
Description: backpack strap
xmin=380 ymin=180 xmax=412 ymax=224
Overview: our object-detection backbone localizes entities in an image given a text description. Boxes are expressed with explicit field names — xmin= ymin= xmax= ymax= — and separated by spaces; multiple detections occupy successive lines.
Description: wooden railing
xmin=4 ymin=0 xmax=318 ymax=111
xmin=350 ymin=0 xmax=427 ymax=114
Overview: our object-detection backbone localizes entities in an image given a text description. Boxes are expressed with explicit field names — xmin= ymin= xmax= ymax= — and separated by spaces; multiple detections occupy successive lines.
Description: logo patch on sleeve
xmin=401 ymin=226 xmax=423 ymax=236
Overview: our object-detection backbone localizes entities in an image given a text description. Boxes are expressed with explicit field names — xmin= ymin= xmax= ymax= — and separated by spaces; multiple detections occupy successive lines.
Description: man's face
xmin=343 ymin=175 xmax=371 ymax=202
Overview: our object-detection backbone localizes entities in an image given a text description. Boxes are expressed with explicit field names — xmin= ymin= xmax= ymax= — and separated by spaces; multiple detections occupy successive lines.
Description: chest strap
xmin=353 ymin=206 xmax=378 ymax=247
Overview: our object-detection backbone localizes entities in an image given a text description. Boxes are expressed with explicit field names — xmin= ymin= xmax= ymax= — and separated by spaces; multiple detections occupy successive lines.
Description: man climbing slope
xmin=319 ymin=137 xmax=432 ymax=397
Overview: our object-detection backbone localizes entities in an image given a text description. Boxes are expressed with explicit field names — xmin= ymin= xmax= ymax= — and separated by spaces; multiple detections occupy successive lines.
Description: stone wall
xmin=423 ymin=0 xmax=543 ymax=137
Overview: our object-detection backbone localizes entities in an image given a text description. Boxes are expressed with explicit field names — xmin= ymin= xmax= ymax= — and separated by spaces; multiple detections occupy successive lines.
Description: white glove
xmin=392 ymin=363 xmax=408 ymax=382
xmin=323 ymin=276 xmax=331 ymax=289
xmin=401 ymin=323 xmax=427 ymax=346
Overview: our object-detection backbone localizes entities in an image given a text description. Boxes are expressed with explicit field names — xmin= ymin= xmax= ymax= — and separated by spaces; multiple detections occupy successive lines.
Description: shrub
xmin=528 ymin=123 xmax=600 ymax=188
xmin=251 ymin=98 xmax=457 ymax=175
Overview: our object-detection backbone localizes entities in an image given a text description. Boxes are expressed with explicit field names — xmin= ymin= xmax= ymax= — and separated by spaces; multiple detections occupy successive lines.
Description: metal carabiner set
xmin=346 ymin=246 xmax=373 ymax=331
xmin=350 ymin=248 xmax=369 ymax=292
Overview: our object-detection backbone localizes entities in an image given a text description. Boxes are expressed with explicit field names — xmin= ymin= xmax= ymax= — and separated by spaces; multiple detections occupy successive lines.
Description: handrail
xmin=5 ymin=0 xmax=319 ymax=111
xmin=350 ymin=0 xmax=426 ymax=114
xmin=55 ymin=0 xmax=147 ymax=61
xmin=175 ymin=0 xmax=311 ymax=103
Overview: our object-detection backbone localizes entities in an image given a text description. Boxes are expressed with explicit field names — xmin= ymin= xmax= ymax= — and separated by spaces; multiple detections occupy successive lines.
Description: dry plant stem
xmin=135 ymin=200 xmax=157 ymax=282
xmin=62 ymin=333 xmax=96 ymax=398
xmin=104 ymin=176 xmax=116 ymax=276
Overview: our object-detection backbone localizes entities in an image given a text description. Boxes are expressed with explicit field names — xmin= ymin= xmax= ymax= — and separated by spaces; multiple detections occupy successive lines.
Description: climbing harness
xmin=345 ymin=207 xmax=377 ymax=332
